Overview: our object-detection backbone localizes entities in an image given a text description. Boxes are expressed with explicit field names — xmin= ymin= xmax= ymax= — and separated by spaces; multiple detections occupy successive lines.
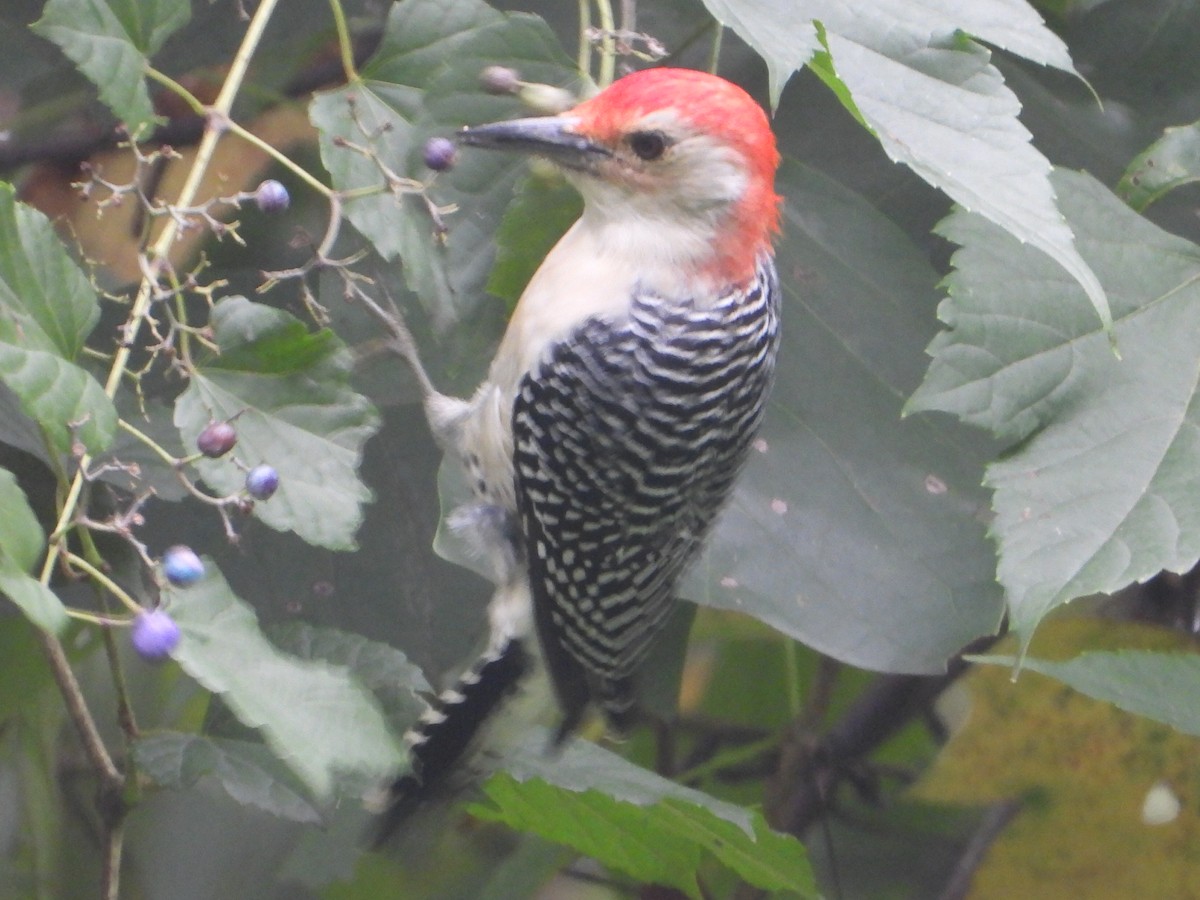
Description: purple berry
xmin=423 ymin=137 xmax=457 ymax=172
xmin=197 ymin=421 xmax=237 ymax=458
xmin=255 ymin=179 xmax=290 ymax=213
xmin=480 ymin=65 xmax=521 ymax=95
xmin=245 ymin=464 xmax=280 ymax=500
xmin=162 ymin=545 xmax=205 ymax=587
xmin=131 ymin=609 xmax=181 ymax=662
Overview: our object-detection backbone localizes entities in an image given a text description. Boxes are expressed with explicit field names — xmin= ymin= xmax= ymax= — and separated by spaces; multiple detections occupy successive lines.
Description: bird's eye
xmin=628 ymin=130 xmax=668 ymax=161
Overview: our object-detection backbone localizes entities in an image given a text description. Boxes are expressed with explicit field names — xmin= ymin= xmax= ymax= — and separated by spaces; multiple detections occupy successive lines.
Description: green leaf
xmin=485 ymin=174 xmax=581 ymax=306
xmin=268 ymin=622 xmax=431 ymax=733
xmin=164 ymin=563 xmax=403 ymax=800
xmin=473 ymin=768 xmax=815 ymax=898
xmin=309 ymin=0 xmax=504 ymax=318
xmin=818 ymin=29 xmax=1109 ymax=333
xmin=0 ymin=468 xmax=68 ymax=634
xmin=697 ymin=0 xmax=821 ymax=108
xmin=504 ymin=730 xmax=755 ymax=831
xmin=703 ymin=0 xmax=1078 ymax=109
xmin=32 ymin=0 xmax=191 ymax=134
xmin=310 ymin=0 xmax=577 ymax=326
xmin=174 ymin=297 xmax=380 ymax=551
xmin=1118 ymin=121 xmax=1200 ymax=211
xmin=909 ymin=169 xmax=1200 ymax=646
xmin=970 ymin=650 xmax=1200 ymax=738
xmin=0 ymin=182 xmax=115 ymax=454
xmin=698 ymin=2 xmax=1108 ymax=330
xmin=685 ymin=161 xmax=1002 ymax=673
xmin=132 ymin=732 xmax=322 ymax=824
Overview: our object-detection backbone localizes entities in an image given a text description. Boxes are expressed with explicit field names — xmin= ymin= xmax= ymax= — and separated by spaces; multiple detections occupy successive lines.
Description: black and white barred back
xmin=514 ymin=254 xmax=780 ymax=734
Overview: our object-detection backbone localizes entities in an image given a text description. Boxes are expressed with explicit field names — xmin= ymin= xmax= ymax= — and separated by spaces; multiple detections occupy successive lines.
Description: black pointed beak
xmin=457 ymin=116 xmax=609 ymax=170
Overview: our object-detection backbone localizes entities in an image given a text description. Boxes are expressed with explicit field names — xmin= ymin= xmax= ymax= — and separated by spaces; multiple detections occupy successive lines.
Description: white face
xmin=564 ymin=109 xmax=749 ymax=230
xmin=553 ymin=109 xmax=751 ymax=284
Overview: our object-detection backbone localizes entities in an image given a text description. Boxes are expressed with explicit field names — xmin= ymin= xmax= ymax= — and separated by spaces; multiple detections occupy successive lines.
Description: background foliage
xmin=2 ymin=0 xmax=1200 ymax=897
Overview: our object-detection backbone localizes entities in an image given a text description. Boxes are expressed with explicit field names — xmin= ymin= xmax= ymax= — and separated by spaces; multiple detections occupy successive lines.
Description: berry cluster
xmin=127 ymin=420 xmax=281 ymax=663
xmin=194 ymin=420 xmax=281 ymax=500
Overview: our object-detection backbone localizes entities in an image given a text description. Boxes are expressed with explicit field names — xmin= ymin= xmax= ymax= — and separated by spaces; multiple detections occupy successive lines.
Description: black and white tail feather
xmin=373 ymin=636 xmax=530 ymax=842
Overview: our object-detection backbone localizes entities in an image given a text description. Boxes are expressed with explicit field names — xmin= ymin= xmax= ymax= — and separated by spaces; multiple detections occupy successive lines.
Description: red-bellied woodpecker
xmin=382 ymin=67 xmax=781 ymax=824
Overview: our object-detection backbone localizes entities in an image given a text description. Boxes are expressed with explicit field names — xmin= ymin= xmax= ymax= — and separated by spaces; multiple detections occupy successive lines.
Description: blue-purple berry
xmin=131 ymin=609 xmax=181 ymax=662
xmin=162 ymin=545 xmax=205 ymax=587
xmin=245 ymin=464 xmax=280 ymax=500
xmin=255 ymin=179 xmax=290 ymax=213
xmin=197 ymin=421 xmax=237 ymax=458
xmin=423 ymin=137 xmax=457 ymax=172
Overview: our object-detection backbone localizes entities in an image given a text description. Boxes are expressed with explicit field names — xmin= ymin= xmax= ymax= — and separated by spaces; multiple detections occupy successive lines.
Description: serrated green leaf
xmin=1118 ymin=121 xmax=1200 ymax=211
xmin=472 ymin=771 xmax=815 ymax=898
xmin=309 ymin=0 xmax=505 ymax=319
xmin=174 ymin=297 xmax=379 ymax=551
xmin=970 ymin=650 xmax=1200 ymax=738
xmin=697 ymin=2 xmax=1107 ymax=329
xmin=269 ymin=622 xmax=430 ymax=733
xmin=685 ymin=161 xmax=1002 ymax=673
xmin=0 ymin=469 xmax=45 ymax=572
xmin=698 ymin=0 xmax=820 ymax=108
xmin=0 ymin=182 xmax=115 ymax=454
xmin=504 ymin=730 xmax=755 ymax=833
xmin=701 ymin=0 xmax=1077 ymax=109
xmin=909 ymin=169 xmax=1200 ymax=646
xmin=164 ymin=564 xmax=403 ymax=800
xmin=132 ymin=732 xmax=322 ymax=823
xmin=311 ymin=0 xmax=577 ymax=327
xmin=32 ymin=0 xmax=190 ymax=134
xmin=819 ymin=30 xmax=1108 ymax=333
xmin=0 ymin=567 xmax=67 ymax=637
xmin=0 ymin=468 xmax=68 ymax=634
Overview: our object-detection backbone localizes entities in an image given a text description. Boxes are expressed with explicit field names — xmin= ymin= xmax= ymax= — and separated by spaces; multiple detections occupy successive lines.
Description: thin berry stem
xmin=63 ymin=552 xmax=144 ymax=617
xmin=328 ymin=0 xmax=359 ymax=83
xmin=117 ymin=418 xmax=178 ymax=467
xmin=577 ymin=0 xmax=593 ymax=79
xmin=65 ymin=609 xmax=134 ymax=626
xmin=708 ymin=24 xmax=724 ymax=75
xmin=222 ymin=117 xmax=333 ymax=197
xmin=145 ymin=66 xmax=206 ymax=116
xmin=77 ymin=528 xmax=141 ymax=742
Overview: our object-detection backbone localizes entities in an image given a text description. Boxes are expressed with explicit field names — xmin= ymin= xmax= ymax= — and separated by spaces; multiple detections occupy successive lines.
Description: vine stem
xmin=144 ymin=67 xmax=206 ymax=116
xmin=328 ymin=0 xmax=359 ymax=82
xmin=32 ymin=3 xmax=283 ymax=897
xmin=708 ymin=24 xmax=724 ymax=75
xmin=221 ymin=118 xmax=333 ymax=197
xmin=39 ymin=634 xmax=123 ymax=791
xmin=39 ymin=0 xmax=282 ymax=585
xmin=62 ymin=552 xmax=144 ymax=616
xmin=577 ymin=0 xmax=593 ymax=79
xmin=594 ymin=0 xmax=617 ymax=87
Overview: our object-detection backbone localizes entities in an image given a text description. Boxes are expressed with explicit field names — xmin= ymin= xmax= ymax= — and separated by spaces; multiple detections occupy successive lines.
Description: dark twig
xmin=38 ymin=633 xmax=122 ymax=789
xmin=937 ymin=799 xmax=1023 ymax=900
xmin=751 ymin=633 xmax=1002 ymax=900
